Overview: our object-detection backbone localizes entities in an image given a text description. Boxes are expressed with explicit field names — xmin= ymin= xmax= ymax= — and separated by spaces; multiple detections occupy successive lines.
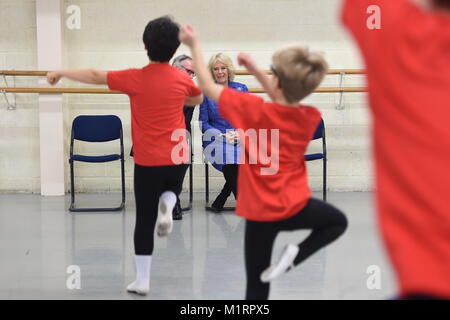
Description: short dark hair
xmin=433 ymin=0 xmax=450 ymax=9
xmin=142 ymin=16 xmax=180 ymax=62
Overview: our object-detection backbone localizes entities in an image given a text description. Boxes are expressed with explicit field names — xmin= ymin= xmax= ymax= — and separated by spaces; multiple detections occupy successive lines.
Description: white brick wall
xmin=0 ymin=0 xmax=39 ymax=193
xmin=0 ymin=0 xmax=373 ymax=193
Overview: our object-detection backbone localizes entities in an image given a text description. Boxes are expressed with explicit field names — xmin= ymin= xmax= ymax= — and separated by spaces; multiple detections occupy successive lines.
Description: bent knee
xmin=330 ymin=210 xmax=348 ymax=236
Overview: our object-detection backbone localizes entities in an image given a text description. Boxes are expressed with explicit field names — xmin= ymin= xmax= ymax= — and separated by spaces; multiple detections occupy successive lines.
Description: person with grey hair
xmin=171 ymin=54 xmax=197 ymax=220
xmin=172 ymin=54 xmax=196 ymax=133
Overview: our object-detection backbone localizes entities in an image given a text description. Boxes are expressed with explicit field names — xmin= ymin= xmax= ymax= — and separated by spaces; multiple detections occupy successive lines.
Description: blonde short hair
xmin=208 ymin=53 xmax=235 ymax=82
xmin=272 ymin=46 xmax=328 ymax=103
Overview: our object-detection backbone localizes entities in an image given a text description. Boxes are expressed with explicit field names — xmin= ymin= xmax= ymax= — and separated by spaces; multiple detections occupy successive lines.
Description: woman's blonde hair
xmin=272 ymin=46 xmax=328 ymax=103
xmin=208 ymin=53 xmax=235 ymax=82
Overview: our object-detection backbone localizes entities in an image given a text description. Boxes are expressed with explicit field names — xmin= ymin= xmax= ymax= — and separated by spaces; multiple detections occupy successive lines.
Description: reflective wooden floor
xmin=0 ymin=192 xmax=396 ymax=300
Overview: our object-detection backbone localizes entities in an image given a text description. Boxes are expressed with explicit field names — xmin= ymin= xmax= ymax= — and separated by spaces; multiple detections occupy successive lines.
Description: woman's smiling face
xmin=212 ymin=61 xmax=229 ymax=85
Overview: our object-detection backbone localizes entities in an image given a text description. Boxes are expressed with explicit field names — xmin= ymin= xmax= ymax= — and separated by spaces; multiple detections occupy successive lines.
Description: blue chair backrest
xmin=72 ymin=115 xmax=122 ymax=142
xmin=312 ymin=119 xmax=324 ymax=140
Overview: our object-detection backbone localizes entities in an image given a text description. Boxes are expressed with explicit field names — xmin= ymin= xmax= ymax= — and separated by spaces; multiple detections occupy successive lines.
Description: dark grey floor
xmin=0 ymin=192 xmax=396 ymax=300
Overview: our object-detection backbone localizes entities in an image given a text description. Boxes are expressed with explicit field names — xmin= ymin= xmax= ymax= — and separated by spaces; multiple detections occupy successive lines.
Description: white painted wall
xmin=36 ymin=0 xmax=65 ymax=196
xmin=0 ymin=0 xmax=40 ymax=192
xmin=0 ymin=0 xmax=373 ymax=194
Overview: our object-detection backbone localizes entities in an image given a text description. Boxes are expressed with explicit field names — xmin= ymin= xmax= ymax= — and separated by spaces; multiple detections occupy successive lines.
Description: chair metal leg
xmin=70 ymin=159 xmax=75 ymax=209
xmin=121 ymin=157 xmax=126 ymax=206
xmin=69 ymin=206 xmax=124 ymax=213
xmin=205 ymin=162 xmax=209 ymax=203
xmin=181 ymin=162 xmax=193 ymax=212
xmin=189 ymin=159 xmax=193 ymax=205
xmin=205 ymin=206 xmax=236 ymax=212
xmin=323 ymin=157 xmax=327 ymax=202
xmin=69 ymin=159 xmax=125 ymax=213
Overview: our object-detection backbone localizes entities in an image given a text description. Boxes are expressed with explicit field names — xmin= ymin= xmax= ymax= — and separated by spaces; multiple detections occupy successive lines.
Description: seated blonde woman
xmin=199 ymin=53 xmax=248 ymax=212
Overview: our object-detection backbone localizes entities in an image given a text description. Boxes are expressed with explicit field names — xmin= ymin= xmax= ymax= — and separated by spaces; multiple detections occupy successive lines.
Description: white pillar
xmin=36 ymin=0 xmax=65 ymax=196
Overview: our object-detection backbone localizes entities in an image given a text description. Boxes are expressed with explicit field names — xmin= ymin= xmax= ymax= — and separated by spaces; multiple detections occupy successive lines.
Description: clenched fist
xmin=179 ymin=25 xmax=198 ymax=47
xmin=46 ymin=71 xmax=62 ymax=86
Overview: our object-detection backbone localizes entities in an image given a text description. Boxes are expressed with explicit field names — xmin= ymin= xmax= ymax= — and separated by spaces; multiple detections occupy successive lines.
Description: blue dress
xmin=199 ymin=81 xmax=248 ymax=171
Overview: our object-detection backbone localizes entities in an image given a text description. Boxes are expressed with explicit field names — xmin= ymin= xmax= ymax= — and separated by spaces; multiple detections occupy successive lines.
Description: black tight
xmin=133 ymin=163 xmax=188 ymax=255
xmin=244 ymin=198 xmax=348 ymax=300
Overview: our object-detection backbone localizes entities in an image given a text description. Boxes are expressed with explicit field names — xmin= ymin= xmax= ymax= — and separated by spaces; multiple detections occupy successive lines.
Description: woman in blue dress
xmin=199 ymin=53 xmax=248 ymax=212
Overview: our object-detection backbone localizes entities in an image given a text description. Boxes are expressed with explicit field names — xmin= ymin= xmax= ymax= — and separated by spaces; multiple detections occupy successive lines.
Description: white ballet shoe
xmin=260 ymin=244 xmax=299 ymax=283
xmin=126 ymin=281 xmax=149 ymax=295
xmin=156 ymin=191 xmax=176 ymax=237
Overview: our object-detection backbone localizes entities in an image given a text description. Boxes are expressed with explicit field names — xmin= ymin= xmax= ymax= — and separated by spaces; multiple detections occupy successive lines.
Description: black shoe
xmin=211 ymin=195 xmax=227 ymax=213
xmin=209 ymin=203 xmax=223 ymax=213
xmin=172 ymin=202 xmax=182 ymax=220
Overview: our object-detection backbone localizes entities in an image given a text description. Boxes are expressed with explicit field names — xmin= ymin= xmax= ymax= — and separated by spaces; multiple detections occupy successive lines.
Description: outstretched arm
xmin=47 ymin=69 xmax=107 ymax=86
xmin=237 ymin=53 xmax=276 ymax=101
xmin=179 ymin=25 xmax=223 ymax=103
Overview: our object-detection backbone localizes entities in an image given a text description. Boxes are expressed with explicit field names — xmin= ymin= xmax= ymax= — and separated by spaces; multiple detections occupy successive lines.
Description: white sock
xmin=135 ymin=255 xmax=152 ymax=285
xmin=159 ymin=191 xmax=177 ymax=212
xmin=127 ymin=255 xmax=152 ymax=294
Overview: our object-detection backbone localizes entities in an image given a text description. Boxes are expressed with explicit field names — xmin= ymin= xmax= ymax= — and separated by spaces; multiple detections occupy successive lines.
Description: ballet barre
xmin=235 ymin=69 xmax=365 ymax=76
xmin=1 ymin=69 xmax=365 ymax=76
xmin=1 ymin=69 xmax=367 ymax=110
xmin=0 ymin=87 xmax=366 ymax=94
xmin=0 ymin=70 xmax=48 ymax=76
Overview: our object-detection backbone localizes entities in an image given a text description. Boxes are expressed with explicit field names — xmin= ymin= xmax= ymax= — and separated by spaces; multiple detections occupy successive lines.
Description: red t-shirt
xmin=107 ymin=63 xmax=201 ymax=166
xmin=343 ymin=0 xmax=450 ymax=298
xmin=218 ymin=87 xmax=321 ymax=222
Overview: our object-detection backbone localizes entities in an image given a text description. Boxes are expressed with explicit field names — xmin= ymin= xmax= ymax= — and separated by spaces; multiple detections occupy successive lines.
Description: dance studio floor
xmin=0 ymin=192 xmax=396 ymax=300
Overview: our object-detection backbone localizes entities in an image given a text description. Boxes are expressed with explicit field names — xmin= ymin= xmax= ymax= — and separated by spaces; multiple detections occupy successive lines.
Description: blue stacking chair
xmin=305 ymin=118 xmax=327 ymax=202
xmin=69 ymin=115 xmax=125 ymax=212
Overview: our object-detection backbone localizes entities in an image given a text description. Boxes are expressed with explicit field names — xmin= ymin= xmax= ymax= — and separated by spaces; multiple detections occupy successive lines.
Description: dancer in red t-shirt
xmin=180 ymin=25 xmax=347 ymax=300
xmin=342 ymin=0 xmax=450 ymax=299
xmin=47 ymin=16 xmax=202 ymax=295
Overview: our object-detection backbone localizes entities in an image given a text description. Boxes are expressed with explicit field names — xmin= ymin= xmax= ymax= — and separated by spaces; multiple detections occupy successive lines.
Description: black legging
xmin=133 ymin=163 xmax=188 ymax=255
xmin=245 ymin=198 xmax=348 ymax=300
xmin=222 ymin=164 xmax=238 ymax=198
xmin=212 ymin=164 xmax=238 ymax=208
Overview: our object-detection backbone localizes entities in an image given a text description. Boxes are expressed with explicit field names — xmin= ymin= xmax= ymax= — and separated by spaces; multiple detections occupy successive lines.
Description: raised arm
xmin=47 ymin=69 xmax=107 ymax=86
xmin=179 ymin=25 xmax=223 ymax=103
xmin=184 ymin=94 xmax=203 ymax=107
xmin=237 ymin=53 xmax=276 ymax=101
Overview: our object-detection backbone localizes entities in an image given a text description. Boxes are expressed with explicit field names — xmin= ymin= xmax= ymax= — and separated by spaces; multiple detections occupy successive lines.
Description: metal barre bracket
xmin=336 ymin=72 xmax=345 ymax=110
xmin=1 ymin=73 xmax=16 ymax=110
